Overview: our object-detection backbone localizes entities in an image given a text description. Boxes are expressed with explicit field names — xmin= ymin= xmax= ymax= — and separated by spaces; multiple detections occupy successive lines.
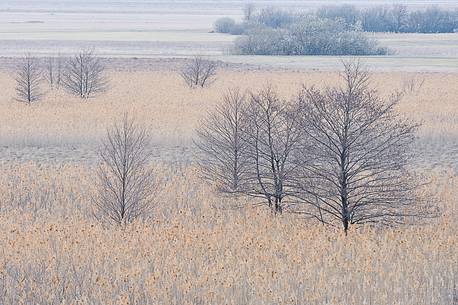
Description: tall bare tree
xmin=95 ymin=114 xmax=157 ymax=225
xmin=15 ymin=55 xmax=42 ymax=104
xmin=62 ymin=49 xmax=108 ymax=99
xmin=242 ymin=87 xmax=303 ymax=214
xmin=196 ymin=87 xmax=302 ymax=214
xmin=45 ymin=54 xmax=63 ymax=89
xmin=195 ymin=88 xmax=250 ymax=195
xmin=295 ymin=60 xmax=435 ymax=234
xmin=180 ymin=56 xmax=218 ymax=88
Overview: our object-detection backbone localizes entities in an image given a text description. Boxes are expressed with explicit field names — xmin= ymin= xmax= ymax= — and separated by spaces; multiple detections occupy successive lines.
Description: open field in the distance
xmin=1 ymin=0 xmax=457 ymax=72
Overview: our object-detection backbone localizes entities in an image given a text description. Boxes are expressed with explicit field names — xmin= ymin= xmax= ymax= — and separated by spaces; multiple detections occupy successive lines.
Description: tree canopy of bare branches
xmin=242 ymin=87 xmax=303 ymax=214
xmin=15 ymin=55 xmax=42 ymax=104
xmin=95 ymin=114 xmax=157 ymax=225
xmin=196 ymin=60 xmax=436 ymax=233
xmin=196 ymin=87 xmax=302 ymax=214
xmin=295 ymin=60 xmax=435 ymax=234
xmin=62 ymin=50 xmax=108 ymax=99
xmin=180 ymin=56 xmax=218 ymax=88
xmin=195 ymin=88 xmax=250 ymax=195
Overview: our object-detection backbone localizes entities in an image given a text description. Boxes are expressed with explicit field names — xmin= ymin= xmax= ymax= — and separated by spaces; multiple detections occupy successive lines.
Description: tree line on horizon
xmin=213 ymin=4 xmax=458 ymax=56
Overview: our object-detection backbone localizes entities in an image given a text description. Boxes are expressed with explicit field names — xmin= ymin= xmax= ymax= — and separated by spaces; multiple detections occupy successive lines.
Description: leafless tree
xmin=15 ymin=54 xmax=42 ymax=104
xmin=196 ymin=87 xmax=302 ymax=214
xmin=62 ymin=49 xmax=108 ymax=98
xmin=95 ymin=114 xmax=157 ymax=225
xmin=295 ymin=60 xmax=436 ymax=234
xmin=195 ymin=88 xmax=250 ymax=195
xmin=180 ymin=56 xmax=218 ymax=88
xmin=242 ymin=87 xmax=303 ymax=214
xmin=45 ymin=54 xmax=63 ymax=89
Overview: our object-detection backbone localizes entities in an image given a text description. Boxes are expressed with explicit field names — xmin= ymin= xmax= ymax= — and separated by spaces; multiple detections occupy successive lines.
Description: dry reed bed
xmin=0 ymin=70 xmax=457 ymax=304
xmin=0 ymin=71 xmax=457 ymax=146
xmin=0 ymin=163 xmax=457 ymax=305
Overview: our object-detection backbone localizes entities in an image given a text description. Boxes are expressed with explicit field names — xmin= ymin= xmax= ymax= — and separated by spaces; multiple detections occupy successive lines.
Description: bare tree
xmin=95 ymin=114 xmax=157 ymax=225
xmin=15 ymin=55 xmax=42 ymax=104
xmin=180 ymin=56 xmax=218 ymax=88
xmin=196 ymin=87 xmax=302 ymax=214
xmin=295 ymin=60 xmax=435 ymax=234
xmin=45 ymin=54 xmax=63 ymax=89
xmin=195 ymin=88 xmax=250 ymax=195
xmin=62 ymin=49 xmax=108 ymax=99
xmin=242 ymin=87 xmax=303 ymax=214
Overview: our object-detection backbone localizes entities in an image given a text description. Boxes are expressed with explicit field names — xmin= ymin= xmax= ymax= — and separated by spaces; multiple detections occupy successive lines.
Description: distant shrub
xmin=406 ymin=6 xmax=457 ymax=33
xmin=214 ymin=17 xmax=237 ymax=34
xmin=234 ymin=17 xmax=387 ymax=56
xmin=254 ymin=7 xmax=295 ymax=28
xmin=317 ymin=4 xmax=360 ymax=29
xmin=323 ymin=4 xmax=458 ymax=33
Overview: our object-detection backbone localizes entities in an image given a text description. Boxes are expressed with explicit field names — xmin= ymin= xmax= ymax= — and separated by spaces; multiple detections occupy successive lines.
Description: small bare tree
xmin=242 ymin=87 xmax=303 ymax=214
xmin=15 ymin=55 xmax=42 ymax=104
xmin=295 ymin=60 xmax=436 ymax=234
xmin=195 ymin=88 xmax=250 ymax=195
xmin=62 ymin=49 xmax=108 ymax=98
xmin=180 ymin=56 xmax=218 ymax=88
xmin=95 ymin=114 xmax=157 ymax=225
xmin=45 ymin=54 xmax=63 ymax=89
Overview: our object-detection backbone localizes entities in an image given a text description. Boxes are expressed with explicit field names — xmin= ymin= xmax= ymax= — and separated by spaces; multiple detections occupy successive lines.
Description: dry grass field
xmin=0 ymin=67 xmax=458 ymax=304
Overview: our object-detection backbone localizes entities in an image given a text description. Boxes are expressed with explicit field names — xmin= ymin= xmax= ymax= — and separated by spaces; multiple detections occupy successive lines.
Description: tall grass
xmin=0 ymin=70 xmax=457 ymax=304
xmin=0 ymin=163 xmax=457 ymax=304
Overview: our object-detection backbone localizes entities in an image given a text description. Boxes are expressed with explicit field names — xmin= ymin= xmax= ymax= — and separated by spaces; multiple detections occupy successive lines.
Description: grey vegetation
xmin=95 ymin=114 xmax=158 ymax=225
xmin=196 ymin=60 xmax=437 ymax=233
xmin=215 ymin=4 xmax=458 ymax=35
xmin=62 ymin=49 xmax=108 ymax=99
xmin=15 ymin=54 xmax=43 ymax=104
xmin=213 ymin=4 xmax=457 ymax=55
xmin=45 ymin=54 xmax=63 ymax=89
xmin=180 ymin=56 xmax=218 ymax=88
xmin=234 ymin=15 xmax=387 ymax=55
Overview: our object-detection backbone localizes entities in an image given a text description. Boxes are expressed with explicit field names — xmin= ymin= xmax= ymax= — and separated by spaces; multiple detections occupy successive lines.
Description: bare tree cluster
xmin=95 ymin=114 xmax=158 ymax=225
xmin=62 ymin=49 xmax=108 ymax=98
xmin=196 ymin=60 xmax=436 ymax=233
xmin=14 ymin=50 xmax=108 ymax=103
xmin=180 ymin=56 xmax=218 ymax=88
xmin=15 ymin=55 xmax=42 ymax=104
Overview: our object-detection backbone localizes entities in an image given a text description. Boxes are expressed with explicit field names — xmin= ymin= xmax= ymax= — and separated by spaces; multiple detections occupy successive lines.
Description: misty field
xmin=0 ymin=66 xmax=457 ymax=304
